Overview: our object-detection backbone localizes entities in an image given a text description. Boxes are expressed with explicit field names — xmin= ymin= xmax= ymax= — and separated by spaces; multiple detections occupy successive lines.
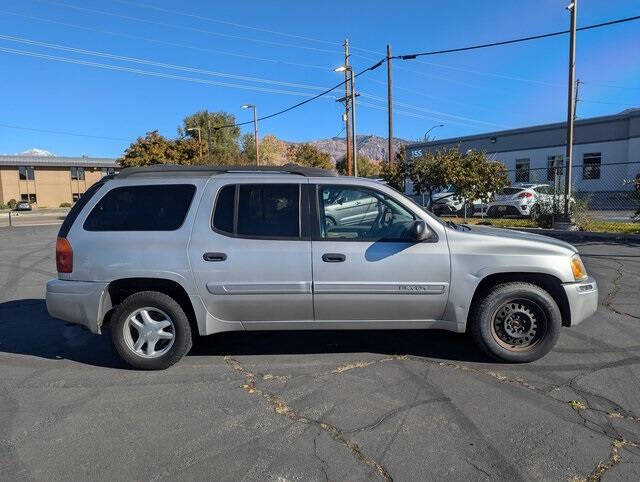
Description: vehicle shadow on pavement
xmin=190 ymin=329 xmax=491 ymax=363
xmin=0 ymin=299 xmax=126 ymax=369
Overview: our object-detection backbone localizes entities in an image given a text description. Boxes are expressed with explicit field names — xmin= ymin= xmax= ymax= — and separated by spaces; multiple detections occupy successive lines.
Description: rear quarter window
xmin=83 ymin=184 xmax=196 ymax=231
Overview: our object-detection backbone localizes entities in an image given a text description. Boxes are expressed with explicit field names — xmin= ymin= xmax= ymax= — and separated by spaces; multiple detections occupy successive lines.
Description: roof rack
xmin=115 ymin=163 xmax=338 ymax=179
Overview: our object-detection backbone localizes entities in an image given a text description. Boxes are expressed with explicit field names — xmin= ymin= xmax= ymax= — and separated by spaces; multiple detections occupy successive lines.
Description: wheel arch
xmin=467 ymin=272 xmax=571 ymax=329
xmin=102 ymin=277 xmax=198 ymax=335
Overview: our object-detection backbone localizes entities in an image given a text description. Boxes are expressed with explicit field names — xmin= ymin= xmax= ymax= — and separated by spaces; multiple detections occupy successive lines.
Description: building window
xmin=19 ymin=166 xmax=35 ymax=180
xmin=515 ymin=159 xmax=530 ymax=183
xmin=583 ymin=152 xmax=601 ymax=180
xmin=20 ymin=194 xmax=37 ymax=203
xmin=547 ymin=155 xmax=563 ymax=181
xmin=101 ymin=167 xmax=115 ymax=176
xmin=71 ymin=167 xmax=85 ymax=180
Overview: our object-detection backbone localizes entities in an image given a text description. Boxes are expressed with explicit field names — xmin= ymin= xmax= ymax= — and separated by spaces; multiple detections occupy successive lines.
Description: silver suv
xmin=46 ymin=165 xmax=598 ymax=370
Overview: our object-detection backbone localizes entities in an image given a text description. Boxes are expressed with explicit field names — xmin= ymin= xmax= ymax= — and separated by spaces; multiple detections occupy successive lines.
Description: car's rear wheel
xmin=111 ymin=291 xmax=193 ymax=370
xmin=469 ymin=282 xmax=561 ymax=362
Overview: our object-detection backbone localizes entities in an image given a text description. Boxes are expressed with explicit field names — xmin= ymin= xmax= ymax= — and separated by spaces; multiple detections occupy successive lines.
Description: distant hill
xmin=288 ymin=135 xmax=408 ymax=164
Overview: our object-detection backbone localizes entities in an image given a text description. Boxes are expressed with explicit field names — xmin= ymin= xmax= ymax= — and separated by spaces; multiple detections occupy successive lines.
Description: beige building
xmin=0 ymin=155 xmax=117 ymax=207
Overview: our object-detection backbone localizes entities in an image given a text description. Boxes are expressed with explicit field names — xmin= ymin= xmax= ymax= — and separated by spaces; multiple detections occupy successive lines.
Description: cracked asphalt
xmin=1 ymin=226 xmax=640 ymax=481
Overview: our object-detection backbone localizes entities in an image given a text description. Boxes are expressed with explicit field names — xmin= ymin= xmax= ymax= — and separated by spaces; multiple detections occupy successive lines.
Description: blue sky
xmin=0 ymin=0 xmax=639 ymax=158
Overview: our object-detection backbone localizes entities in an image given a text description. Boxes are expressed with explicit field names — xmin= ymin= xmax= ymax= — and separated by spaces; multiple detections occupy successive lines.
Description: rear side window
xmin=84 ymin=184 xmax=195 ymax=231
xmin=212 ymin=183 xmax=300 ymax=238
xmin=58 ymin=179 xmax=106 ymax=237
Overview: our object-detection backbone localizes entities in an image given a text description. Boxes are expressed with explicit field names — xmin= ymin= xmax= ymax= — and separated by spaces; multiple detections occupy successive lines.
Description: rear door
xmin=311 ymin=182 xmax=450 ymax=323
xmin=189 ymin=178 xmax=313 ymax=324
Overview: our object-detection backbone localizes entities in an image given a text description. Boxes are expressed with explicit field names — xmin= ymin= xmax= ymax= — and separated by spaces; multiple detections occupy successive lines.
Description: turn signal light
xmin=570 ymin=254 xmax=587 ymax=281
xmin=56 ymin=237 xmax=73 ymax=273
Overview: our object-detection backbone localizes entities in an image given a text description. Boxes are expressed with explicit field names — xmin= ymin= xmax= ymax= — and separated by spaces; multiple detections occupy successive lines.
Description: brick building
xmin=0 ymin=155 xmax=117 ymax=207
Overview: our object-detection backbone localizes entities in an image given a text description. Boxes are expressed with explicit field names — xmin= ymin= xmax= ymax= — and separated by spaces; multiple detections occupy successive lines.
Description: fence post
xmin=8 ymin=210 xmax=12 ymax=228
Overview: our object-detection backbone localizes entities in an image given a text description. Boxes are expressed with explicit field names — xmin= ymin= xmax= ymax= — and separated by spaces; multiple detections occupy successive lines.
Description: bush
xmin=7 ymin=199 xmax=17 ymax=210
xmin=60 ymin=202 xmax=72 ymax=208
xmin=0 ymin=201 xmax=8 ymax=210
xmin=531 ymin=192 xmax=592 ymax=230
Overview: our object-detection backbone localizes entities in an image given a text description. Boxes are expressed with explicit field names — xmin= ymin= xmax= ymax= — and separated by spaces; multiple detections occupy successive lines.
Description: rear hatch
xmin=494 ymin=187 xmax=524 ymax=201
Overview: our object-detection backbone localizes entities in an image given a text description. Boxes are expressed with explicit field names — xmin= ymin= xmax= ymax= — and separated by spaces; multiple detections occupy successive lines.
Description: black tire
xmin=469 ymin=282 xmax=561 ymax=363
xmin=111 ymin=291 xmax=193 ymax=370
xmin=530 ymin=204 xmax=541 ymax=220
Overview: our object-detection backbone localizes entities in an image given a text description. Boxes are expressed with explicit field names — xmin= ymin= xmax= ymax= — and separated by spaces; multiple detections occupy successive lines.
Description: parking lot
xmin=1 ymin=225 xmax=639 ymax=481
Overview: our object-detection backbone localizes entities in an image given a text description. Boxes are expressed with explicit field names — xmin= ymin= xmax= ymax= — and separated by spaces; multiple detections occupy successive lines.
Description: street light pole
xmin=423 ymin=124 xmax=444 ymax=141
xmin=387 ymin=44 xmax=393 ymax=165
xmin=242 ymin=104 xmax=259 ymax=165
xmin=564 ymin=0 xmax=578 ymax=223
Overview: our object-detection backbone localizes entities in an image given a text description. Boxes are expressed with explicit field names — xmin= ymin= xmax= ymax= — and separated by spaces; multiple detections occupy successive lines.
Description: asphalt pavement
xmin=1 ymin=225 xmax=639 ymax=481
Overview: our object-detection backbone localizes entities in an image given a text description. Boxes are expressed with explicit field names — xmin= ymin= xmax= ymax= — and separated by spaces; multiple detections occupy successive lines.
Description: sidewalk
xmin=0 ymin=208 xmax=69 ymax=228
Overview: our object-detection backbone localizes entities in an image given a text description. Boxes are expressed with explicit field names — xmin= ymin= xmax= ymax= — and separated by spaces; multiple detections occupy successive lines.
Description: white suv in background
xmin=487 ymin=183 xmax=570 ymax=219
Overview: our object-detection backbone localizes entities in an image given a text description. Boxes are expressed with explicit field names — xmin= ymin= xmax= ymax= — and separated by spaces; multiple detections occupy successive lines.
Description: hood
xmin=459 ymin=225 xmax=577 ymax=255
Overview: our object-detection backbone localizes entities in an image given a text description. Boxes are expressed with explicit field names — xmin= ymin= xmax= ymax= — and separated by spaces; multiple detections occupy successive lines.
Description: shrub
xmin=531 ymin=192 xmax=592 ymax=230
xmin=7 ymin=199 xmax=17 ymax=210
xmin=60 ymin=202 xmax=72 ymax=208
xmin=0 ymin=201 xmax=7 ymax=210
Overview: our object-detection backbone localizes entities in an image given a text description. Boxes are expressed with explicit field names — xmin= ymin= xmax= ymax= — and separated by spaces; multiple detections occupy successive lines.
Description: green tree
xmin=381 ymin=145 xmax=409 ymax=191
xmin=179 ymin=110 xmax=241 ymax=165
xmin=408 ymin=148 xmax=453 ymax=208
xmin=285 ymin=143 xmax=333 ymax=170
xmin=119 ymin=131 xmax=179 ymax=167
xmin=241 ymin=133 xmax=287 ymax=166
xmin=447 ymin=148 xmax=509 ymax=209
xmin=336 ymin=154 xmax=380 ymax=177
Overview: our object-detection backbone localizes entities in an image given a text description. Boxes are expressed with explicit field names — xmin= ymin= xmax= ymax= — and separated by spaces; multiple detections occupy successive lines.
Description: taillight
xmin=518 ymin=192 xmax=533 ymax=198
xmin=56 ymin=237 xmax=73 ymax=273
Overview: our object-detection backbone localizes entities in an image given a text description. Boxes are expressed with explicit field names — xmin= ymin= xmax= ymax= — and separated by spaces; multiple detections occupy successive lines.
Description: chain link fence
xmin=408 ymin=161 xmax=640 ymax=233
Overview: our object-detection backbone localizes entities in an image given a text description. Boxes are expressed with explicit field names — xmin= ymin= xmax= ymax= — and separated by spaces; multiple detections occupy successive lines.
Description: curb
xmin=504 ymin=227 xmax=640 ymax=243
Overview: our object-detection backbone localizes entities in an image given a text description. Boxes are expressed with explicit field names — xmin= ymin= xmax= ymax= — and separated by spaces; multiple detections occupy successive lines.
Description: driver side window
xmin=319 ymin=185 xmax=415 ymax=241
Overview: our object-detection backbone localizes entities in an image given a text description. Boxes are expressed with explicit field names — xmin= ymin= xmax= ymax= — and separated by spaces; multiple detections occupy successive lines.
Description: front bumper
xmin=562 ymin=276 xmax=598 ymax=326
xmin=46 ymin=279 xmax=110 ymax=334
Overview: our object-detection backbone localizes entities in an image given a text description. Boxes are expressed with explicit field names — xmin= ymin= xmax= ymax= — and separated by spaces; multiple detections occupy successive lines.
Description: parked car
xmin=14 ymin=200 xmax=33 ymax=211
xmin=487 ymin=183 xmax=573 ymax=218
xmin=430 ymin=186 xmax=486 ymax=217
xmin=46 ymin=165 xmax=597 ymax=370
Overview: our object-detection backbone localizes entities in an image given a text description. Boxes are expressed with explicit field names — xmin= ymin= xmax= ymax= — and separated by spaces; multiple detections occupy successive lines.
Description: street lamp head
xmin=241 ymin=104 xmax=255 ymax=109
xmin=566 ymin=2 xmax=575 ymax=10
xmin=334 ymin=66 xmax=349 ymax=72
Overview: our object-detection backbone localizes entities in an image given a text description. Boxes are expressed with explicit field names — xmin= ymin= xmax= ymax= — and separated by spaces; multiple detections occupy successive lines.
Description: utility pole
xmin=573 ymin=78 xmax=582 ymax=121
xmin=563 ymin=0 xmax=578 ymax=223
xmin=387 ymin=44 xmax=393 ymax=165
xmin=344 ymin=39 xmax=352 ymax=176
xmin=350 ymin=68 xmax=358 ymax=177
xmin=207 ymin=119 xmax=213 ymax=162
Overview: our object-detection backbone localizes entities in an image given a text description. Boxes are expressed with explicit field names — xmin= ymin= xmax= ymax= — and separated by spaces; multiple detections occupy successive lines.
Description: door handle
xmin=203 ymin=252 xmax=227 ymax=262
xmin=322 ymin=253 xmax=346 ymax=263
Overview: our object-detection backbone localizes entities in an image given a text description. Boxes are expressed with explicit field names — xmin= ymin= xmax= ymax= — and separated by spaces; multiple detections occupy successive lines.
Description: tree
xmin=408 ymin=149 xmax=453 ymax=208
xmin=336 ymin=154 xmax=381 ymax=177
xmin=381 ymin=144 xmax=409 ymax=191
xmin=259 ymin=135 xmax=287 ymax=166
xmin=119 ymin=131 xmax=180 ymax=167
xmin=285 ymin=143 xmax=333 ymax=170
xmin=447 ymin=148 xmax=509 ymax=211
xmin=179 ymin=110 xmax=241 ymax=165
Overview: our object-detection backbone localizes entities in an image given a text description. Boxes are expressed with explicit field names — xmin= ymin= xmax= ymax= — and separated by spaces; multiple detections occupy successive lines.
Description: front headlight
xmin=570 ymin=254 xmax=587 ymax=281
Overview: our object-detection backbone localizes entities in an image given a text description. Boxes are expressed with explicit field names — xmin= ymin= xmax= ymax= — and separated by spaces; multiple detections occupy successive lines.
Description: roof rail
xmin=116 ymin=163 xmax=338 ymax=179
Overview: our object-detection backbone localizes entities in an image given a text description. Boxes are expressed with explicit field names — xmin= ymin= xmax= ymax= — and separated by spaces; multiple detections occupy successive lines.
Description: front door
xmin=189 ymin=179 xmax=313 ymax=324
xmin=312 ymin=183 xmax=450 ymax=323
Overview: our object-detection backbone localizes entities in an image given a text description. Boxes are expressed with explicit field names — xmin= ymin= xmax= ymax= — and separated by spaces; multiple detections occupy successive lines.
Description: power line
xmin=0 ymin=46 xmax=321 ymax=97
xmin=211 ymin=60 xmax=386 ymax=130
xmin=395 ymin=14 xmax=640 ymax=59
xmin=0 ymin=10 xmax=332 ymax=71
xmin=37 ymin=0 xmax=343 ymax=55
xmin=115 ymin=0 xmax=342 ymax=48
xmin=0 ymin=122 xmax=131 ymax=141
xmin=0 ymin=34 xmax=330 ymax=92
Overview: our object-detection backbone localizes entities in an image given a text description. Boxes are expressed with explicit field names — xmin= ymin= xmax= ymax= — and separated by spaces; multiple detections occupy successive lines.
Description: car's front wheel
xmin=111 ymin=291 xmax=193 ymax=370
xmin=469 ymin=282 xmax=561 ymax=362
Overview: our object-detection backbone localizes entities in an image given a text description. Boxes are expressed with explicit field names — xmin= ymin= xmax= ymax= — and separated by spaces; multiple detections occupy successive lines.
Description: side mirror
xmin=410 ymin=220 xmax=428 ymax=241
